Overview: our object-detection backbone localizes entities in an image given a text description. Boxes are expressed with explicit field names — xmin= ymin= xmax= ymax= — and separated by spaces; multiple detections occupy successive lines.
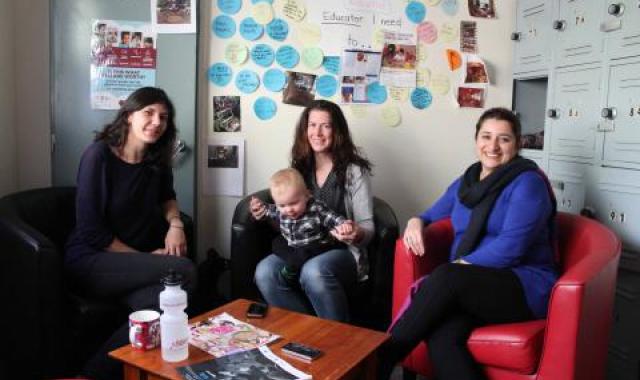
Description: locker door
xmin=602 ymin=0 xmax=640 ymax=59
xmin=513 ymin=0 xmax=552 ymax=74
xmin=548 ymin=66 xmax=601 ymax=159
xmin=602 ymin=60 xmax=640 ymax=167
xmin=548 ymin=159 xmax=588 ymax=214
xmin=553 ymin=0 xmax=605 ymax=67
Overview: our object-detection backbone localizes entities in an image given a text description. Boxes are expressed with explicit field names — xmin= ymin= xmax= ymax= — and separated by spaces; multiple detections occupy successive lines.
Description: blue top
xmin=419 ymin=171 xmax=558 ymax=318
xmin=65 ymin=141 xmax=176 ymax=264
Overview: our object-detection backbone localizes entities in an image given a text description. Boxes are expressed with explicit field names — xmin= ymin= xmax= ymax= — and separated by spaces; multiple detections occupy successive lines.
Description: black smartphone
xmin=281 ymin=342 xmax=323 ymax=362
xmin=246 ymin=302 xmax=268 ymax=318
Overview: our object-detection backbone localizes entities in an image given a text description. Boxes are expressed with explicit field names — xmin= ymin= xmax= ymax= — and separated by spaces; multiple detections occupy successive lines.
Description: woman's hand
xmin=250 ymin=196 xmax=267 ymax=220
xmin=331 ymin=220 xmax=360 ymax=245
xmin=162 ymin=225 xmax=187 ymax=256
xmin=403 ymin=217 xmax=425 ymax=256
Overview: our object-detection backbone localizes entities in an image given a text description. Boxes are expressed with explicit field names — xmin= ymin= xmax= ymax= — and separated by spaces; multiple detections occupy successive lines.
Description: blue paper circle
xmin=266 ymin=18 xmax=289 ymax=41
xmin=411 ymin=87 xmax=433 ymax=109
xmin=208 ymin=63 xmax=233 ymax=86
xmin=316 ymin=75 xmax=338 ymax=98
xmin=235 ymin=70 xmax=260 ymax=93
xmin=252 ymin=0 xmax=273 ymax=3
xmin=406 ymin=1 xmax=427 ymax=24
xmin=212 ymin=15 xmax=236 ymax=39
xmin=251 ymin=44 xmax=275 ymax=67
xmin=276 ymin=45 xmax=299 ymax=69
xmin=263 ymin=68 xmax=286 ymax=92
xmin=322 ymin=56 xmax=341 ymax=75
xmin=367 ymin=82 xmax=388 ymax=104
xmin=240 ymin=17 xmax=264 ymax=41
xmin=254 ymin=97 xmax=277 ymax=120
xmin=441 ymin=0 xmax=459 ymax=16
xmin=217 ymin=0 xmax=242 ymax=15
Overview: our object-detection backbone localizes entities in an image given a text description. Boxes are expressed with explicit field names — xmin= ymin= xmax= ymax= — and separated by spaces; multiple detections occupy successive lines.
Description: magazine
xmin=177 ymin=346 xmax=311 ymax=380
xmin=190 ymin=312 xmax=280 ymax=357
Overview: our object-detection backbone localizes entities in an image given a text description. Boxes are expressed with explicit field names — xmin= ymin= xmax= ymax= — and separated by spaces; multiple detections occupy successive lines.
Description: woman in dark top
xmin=65 ymin=87 xmax=195 ymax=380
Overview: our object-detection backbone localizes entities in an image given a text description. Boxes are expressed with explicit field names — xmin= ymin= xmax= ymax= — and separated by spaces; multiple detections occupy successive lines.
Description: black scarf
xmin=455 ymin=156 xmax=539 ymax=258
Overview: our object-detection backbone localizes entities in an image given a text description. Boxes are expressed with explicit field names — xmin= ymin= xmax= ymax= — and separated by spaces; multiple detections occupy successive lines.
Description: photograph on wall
xmin=283 ymin=71 xmax=317 ymax=107
xmin=468 ymin=0 xmax=496 ymax=18
xmin=340 ymin=49 xmax=382 ymax=103
xmin=151 ymin=0 xmax=197 ymax=34
xmin=203 ymin=138 xmax=245 ymax=196
xmin=457 ymin=86 xmax=485 ymax=108
xmin=213 ymin=96 xmax=241 ymax=132
xmin=208 ymin=145 xmax=239 ymax=168
xmin=380 ymin=31 xmax=417 ymax=88
xmin=460 ymin=21 xmax=477 ymax=53
xmin=90 ymin=19 xmax=157 ymax=110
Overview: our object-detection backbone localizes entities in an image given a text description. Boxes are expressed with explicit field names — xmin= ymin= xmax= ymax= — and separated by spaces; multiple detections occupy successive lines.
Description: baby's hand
xmin=250 ymin=196 xmax=267 ymax=220
xmin=335 ymin=220 xmax=354 ymax=235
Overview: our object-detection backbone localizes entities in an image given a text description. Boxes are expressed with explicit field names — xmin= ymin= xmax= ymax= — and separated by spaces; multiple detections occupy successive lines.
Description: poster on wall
xmin=380 ymin=30 xmax=416 ymax=88
xmin=90 ymin=20 xmax=157 ymax=110
xmin=151 ymin=0 xmax=197 ymax=34
xmin=340 ymin=49 xmax=382 ymax=103
xmin=203 ymin=137 xmax=245 ymax=197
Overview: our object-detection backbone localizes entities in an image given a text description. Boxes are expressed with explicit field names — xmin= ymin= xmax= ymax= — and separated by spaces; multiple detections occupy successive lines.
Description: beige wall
xmin=0 ymin=0 xmax=17 ymax=197
xmin=198 ymin=2 xmax=517 ymax=258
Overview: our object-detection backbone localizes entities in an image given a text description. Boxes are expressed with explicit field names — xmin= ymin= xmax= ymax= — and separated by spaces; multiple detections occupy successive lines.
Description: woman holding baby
xmin=252 ymin=100 xmax=374 ymax=322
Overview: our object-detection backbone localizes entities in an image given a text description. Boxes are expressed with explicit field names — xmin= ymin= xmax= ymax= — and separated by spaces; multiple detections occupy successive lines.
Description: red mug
xmin=129 ymin=310 xmax=160 ymax=350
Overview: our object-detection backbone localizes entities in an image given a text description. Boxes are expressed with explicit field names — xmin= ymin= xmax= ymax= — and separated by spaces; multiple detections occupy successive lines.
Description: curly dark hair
xmin=475 ymin=107 xmax=522 ymax=147
xmin=291 ymin=100 xmax=372 ymax=185
xmin=95 ymin=87 xmax=177 ymax=167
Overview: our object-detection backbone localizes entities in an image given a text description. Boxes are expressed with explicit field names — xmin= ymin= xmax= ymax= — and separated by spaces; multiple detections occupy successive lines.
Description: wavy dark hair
xmin=95 ymin=87 xmax=177 ymax=166
xmin=291 ymin=100 xmax=372 ymax=185
xmin=475 ymin=107 xmax=522 ymax=148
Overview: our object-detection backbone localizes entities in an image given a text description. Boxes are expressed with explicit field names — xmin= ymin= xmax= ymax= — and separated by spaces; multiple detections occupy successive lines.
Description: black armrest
xmin=180 ymin=212 xmax=196 ymax=261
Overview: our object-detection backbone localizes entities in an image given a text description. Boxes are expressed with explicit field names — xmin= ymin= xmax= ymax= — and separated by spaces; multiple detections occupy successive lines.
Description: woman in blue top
xmin=378 ymin=107 xmax=557 ymax=380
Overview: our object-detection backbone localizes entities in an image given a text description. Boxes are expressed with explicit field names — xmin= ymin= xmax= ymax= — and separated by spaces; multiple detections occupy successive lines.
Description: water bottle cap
xmin=162 ymin=269 xmax=184 ymax=286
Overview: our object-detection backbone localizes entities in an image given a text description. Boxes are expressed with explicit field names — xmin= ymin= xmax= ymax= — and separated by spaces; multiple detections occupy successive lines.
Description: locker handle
xmin=510 ymin=32 xmax=521 ymax=41
xmin=550 ymin=179 xmax=564 ymax=191
xmin=547 ymin=108 xmax=560 ymax=119
xmin=608 ymin=3 xmax=625 ymax=16
xmin=601 ymin=107 xmax=617 ymax=120
xmin=553 ymin=20 xmax=566 ymax=31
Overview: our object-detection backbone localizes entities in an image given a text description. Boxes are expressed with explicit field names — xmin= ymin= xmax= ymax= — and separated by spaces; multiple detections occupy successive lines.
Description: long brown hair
xmin=291 ymin=100 xmax=372 ymax=185
xmin=95 ymin=87 xmax=177 ymax=167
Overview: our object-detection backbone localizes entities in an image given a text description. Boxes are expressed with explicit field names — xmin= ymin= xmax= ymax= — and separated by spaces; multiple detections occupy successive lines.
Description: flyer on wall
xmin=151 ymin=0 xmax=197 ymax=34
xmin=90 ymin=19 xmax=157 ymax=110
xmin=340 ymin=49 xmax=382 ymax=104
xmin=380 ymin=30 xmax=417 ymax=88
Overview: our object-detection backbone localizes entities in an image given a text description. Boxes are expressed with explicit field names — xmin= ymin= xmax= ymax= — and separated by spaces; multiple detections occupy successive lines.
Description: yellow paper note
xmin=295 ymin=22 xmax=321 ymax=46
xmin=381 ymin=105 xmax=402 ymax=127
xmin=252 ymin=3 xmax=275 ymax=25
xmin=440 ymin=22 xmax=459 ymax=43
xmin=281 ymin=0 xmax=306 ymax=22
xmin=225 ymin=42 xmax=249 ymax=65
xmin=302 ymin=47 xmax=324 ymax=69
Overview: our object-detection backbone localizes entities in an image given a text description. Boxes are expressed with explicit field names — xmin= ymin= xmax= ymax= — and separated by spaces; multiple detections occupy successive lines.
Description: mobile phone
xmin=246 ymin=302 xmax=268 ymax=318
xmin=281 ymin=342 xmax=323 ymax=362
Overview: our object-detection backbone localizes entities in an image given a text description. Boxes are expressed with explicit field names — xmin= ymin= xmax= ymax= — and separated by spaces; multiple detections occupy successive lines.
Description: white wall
xmin=0 ymin=0 xmax=18 ymax=197
xmin=198 ymin=1 xmax=516 ymax=259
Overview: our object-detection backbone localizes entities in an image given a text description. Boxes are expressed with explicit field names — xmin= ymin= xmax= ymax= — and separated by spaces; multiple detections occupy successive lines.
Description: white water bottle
xmin=159 ymin=270 xmax=189 ymax=362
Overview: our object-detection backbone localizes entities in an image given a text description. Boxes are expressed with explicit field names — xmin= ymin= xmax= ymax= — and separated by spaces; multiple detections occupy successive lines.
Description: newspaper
xmin=190 ymin=312 xmax=280 ymax=357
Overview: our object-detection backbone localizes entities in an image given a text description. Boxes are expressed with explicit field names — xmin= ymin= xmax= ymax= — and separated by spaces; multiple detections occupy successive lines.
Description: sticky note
xmin=225 ymin=42 xmax=249 ymax=65
xmin=418 ymin=22 xmax=438 ymax=44
xmin=254 ymin=97 xmax=277 ymax=120
xmin=252 ymin=2 xmax=275 ymax=25
xmin=430 ymin=73 xmax=450 ymax=95
xmin=217 ymin=0 xmax=242 ymax=15
xmin=295 ymin=22 xmax=321 ymax=46
xmin=235 ymin=70 xmax=260 ymax=93
xmin=276 ymin=45 xmax=299 ymax=68
xmin=366 ymin=82 xmax=388 ymax=104
xmin=251 ymin=44 xmax=275 ymax=67
xmin=252 ymin=0 xmax=273 ymax=3
xmin=440 ymin=22 xmax=459 ymax=43
xmin=266 ymin=18 xmax=289 ymax=41
xmin=263 ymin=68 xmax=286 ymax=92
xmin=208 ymin=63 xmax=233 ymax=86
xmin=323 ymin=56 xmax=341 ymax=75
xmin=381 ymin=105 xmax=402 ymax=127
xmin=316 ymin=75 xmax=338 ymax=98
xmin=239 ymin=18 xmax=264 ymax=41
xmin=302 ymin=47 xmax=324 ymax=69
xmin=281 ymin=0 xmax=306 ymax=22
xmin=212 ymin=15 xmax=236 ymax=39
xmin=406 ymin=1 xmax=427 ymax=24
xmin=411 ymin=88 xmax=433 ymax=110
xmin=442 ymin=0 xmax=459 ymax=16
xmin=389 ymin=87 xmax=409 ymax=102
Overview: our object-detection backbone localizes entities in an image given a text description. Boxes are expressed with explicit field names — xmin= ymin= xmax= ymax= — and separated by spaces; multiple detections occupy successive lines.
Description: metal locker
xmin=602 ymin=59 xmax=640 ymax=167
xmin=548 ymin=65 xmax=601 ymax=159
xmin=553 ymin=0 xmax=606 ymax=67
xmin=601 ymin=0 xmax=640 ymax=60
xmin=548 ymin=159 xmax=588 ymax=214
xmin=513 ymin=0 xmax=552 ymax=74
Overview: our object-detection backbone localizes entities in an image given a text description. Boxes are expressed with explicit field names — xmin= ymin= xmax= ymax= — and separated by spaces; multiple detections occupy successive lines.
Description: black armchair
xmin=0 ymin=187 xmax=194 ymax=379
xmin=230 ymin=189 xmax=399 ymax=330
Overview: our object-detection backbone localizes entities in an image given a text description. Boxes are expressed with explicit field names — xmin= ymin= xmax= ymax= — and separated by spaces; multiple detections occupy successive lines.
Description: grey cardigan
xmin=344 ymin=164 xmax=375 ymax=281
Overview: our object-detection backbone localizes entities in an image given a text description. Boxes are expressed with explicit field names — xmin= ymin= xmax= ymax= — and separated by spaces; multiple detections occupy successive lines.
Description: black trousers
xmin=67 ymin=251 xmax=196 ymax=380
xmin=378 ymin=263 xmax=533 ymax=380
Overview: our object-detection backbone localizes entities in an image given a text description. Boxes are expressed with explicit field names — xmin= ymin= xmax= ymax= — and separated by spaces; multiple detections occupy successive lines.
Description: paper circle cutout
xmin=406 ymin=1 xmax=427 ymax=24
xmin=323 ymin=56 xmax=341 ymax=75
xmin=225 ymin=42 xmax=249 ymax=65
xmin=424 ymin=0 xmax=442 ymax=5
xmin=252 ymin=0 xmax=273 ymax=3
xmin=252 ymin=2 xmax=275 ymax=24
xmin=316 ymin=75 xmax=338 ymax=98
xmin=367 ymin=82 xmax=388 ymax=104
xmin=208 ymin=63 xmax=233 ymax=86
xmin=411 ymin=88 xmax=433 ymax=109
xmin=239 ymin=18 xmax=264 ymax=41
xmin=266 ymin=18 xmax=289 ymax=41
xmin=263 ymin=68 xmax=287 ymax=92
xmin=418 ymin=22 xmax=438 ymax=44
xmin=302 ymin=47 xmax=324 ymax=69
xmin=295 ymin=22 xmax=321 ymax=46
xmin=251 ymin=44 xmax=275 ymax=67
xmin=381 ymin=106 xmax=402 ymax=127
xmin=280 ymin=0 xmax=306 ymax=21
xmin=442 ymin=0 xmax=459 ymax=16
xmin=235 ymin=70 xmax=261 ymax=93
xmin=254 ymin=97 xmax=277 ymax=120
xmin=440 ymin=22 xmax=459 ymax=43
xmin=276 ymin=45 xmax=299 ymax=68
xmin=212 ymin=15 xmax=236 ymax=39
xmin=217 ymin=0 xmax=242 ymax=15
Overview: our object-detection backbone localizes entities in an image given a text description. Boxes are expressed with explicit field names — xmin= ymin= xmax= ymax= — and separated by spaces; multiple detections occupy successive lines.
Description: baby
xmin=250 ymin=168 xmax=353 ymax=283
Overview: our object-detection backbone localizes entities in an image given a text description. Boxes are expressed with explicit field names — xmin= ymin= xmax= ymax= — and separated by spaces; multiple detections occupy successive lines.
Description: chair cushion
xmin=467 ymin=320 xmax=545 ymax=374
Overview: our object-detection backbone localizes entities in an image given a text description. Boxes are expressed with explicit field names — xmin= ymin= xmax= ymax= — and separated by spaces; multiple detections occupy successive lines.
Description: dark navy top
xmin=65 ymin=141 xmax=176 ymax=264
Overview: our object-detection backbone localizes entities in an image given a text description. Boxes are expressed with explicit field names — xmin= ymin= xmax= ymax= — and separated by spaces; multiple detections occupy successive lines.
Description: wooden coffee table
xmin=110 ymin=299 xmax=389 ymax=380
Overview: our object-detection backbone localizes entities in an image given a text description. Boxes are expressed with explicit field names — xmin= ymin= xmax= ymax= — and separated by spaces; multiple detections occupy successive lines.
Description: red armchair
xmin=392 ymin=212 xmax=621 ymax=380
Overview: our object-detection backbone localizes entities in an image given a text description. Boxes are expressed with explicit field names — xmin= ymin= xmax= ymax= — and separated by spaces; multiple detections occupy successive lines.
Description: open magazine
xmin=190 ymin=312 xmax=280 ymax=357
xmin=177 ymin=346 xmax=311 ymax=380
